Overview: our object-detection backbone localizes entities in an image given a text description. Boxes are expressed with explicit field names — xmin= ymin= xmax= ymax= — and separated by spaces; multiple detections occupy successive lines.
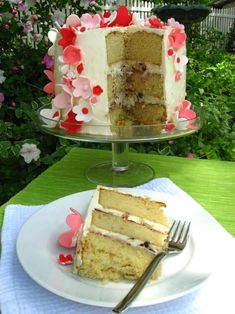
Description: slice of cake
xmin=73 ymin=186 xmax=170 ymax=281
xmin=41 ymin=6 xmax=196 ymax=136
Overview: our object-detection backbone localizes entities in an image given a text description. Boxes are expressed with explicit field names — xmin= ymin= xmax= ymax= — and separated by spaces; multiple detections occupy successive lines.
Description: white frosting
xmin=94 ymin=207 xmax=168 ymax=234
xmin=162 ymin=27 xmax=187 ymax=120
xmin=52 ymin=24 xmax=188 ymax=135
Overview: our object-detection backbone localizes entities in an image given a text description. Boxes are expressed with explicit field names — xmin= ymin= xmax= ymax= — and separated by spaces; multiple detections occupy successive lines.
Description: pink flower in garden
xmin=72 ymin=76 xmax=92 ymax=99
xmin=0 ymin=92 xmax=4 ymax=103
xmin=12 ymin=8 xmax=17 ymax=15
xmin=187 ymin=153 xmax=194 ymax=158
xmin=20 ymin=143 xmax=40 ymax=164
xmin=42 ymin=53 xmax=54 ymax=69
xmin=168 ymin=140 xmax=174 ymax=145
xmin=18 ymin=1 xmax=26 ymax=12
xmin=31 ymin=15 xmax=38 ymax=22
xmin=11 ymin=101 xmax=16 ymax=107
xmin=43 ymin=70 xmax=55 ymax=95
xmin=63 ymin=45 xmax=82 ymax=64
xmin=23 ymin=22 xmax=32 ymax=33
xmin=169 ymin=28 xmax=187 ymax=50
xmin=34 ymin=33 xmax=43 ymax=41
xmin=80 ymin=13 xmax=101 ymax=29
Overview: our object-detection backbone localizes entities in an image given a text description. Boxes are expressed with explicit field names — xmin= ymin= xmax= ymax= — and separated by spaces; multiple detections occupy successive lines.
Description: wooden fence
xmin=103 ymin=1 xmax=235 ymax=34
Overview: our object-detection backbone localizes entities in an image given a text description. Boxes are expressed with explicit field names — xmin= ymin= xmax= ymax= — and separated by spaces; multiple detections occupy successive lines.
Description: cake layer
xmin=127 ymin=72 xmax=164 ymax=99
xmin=92 ymin=209 xmax=168 ymax=248
xmin=106 ymin=29 xmax=163 ymax=66
xmin=75 ymin=232 xmax=161 ymax=281
xmin=106 ymin=31 xmax=125 ymax=65
xmin=126 ymin=103 xmax=166 ymax=125
xmin=98 ymin=187 xmax=169 ymax=226
xmin=124 ymin=30 xmax=163 ymax=65
xmin=108 ymin=72 xmax=164 ymax=101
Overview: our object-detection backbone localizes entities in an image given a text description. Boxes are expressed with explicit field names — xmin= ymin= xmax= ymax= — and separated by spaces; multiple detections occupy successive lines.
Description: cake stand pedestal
xmin=38 ymin=107 xmax=202 ymax=187
xmin=86 ymin=143 xmax=155 ymax=186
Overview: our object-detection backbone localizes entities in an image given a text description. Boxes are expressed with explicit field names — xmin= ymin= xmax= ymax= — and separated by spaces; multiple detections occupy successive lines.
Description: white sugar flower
xmin=0 ymin=70 xmax=6 ymax=84
xmin=72 ymin=99 xmax=93 ymax=122
xmin=20 ymin=143 xmax=41 ymax=164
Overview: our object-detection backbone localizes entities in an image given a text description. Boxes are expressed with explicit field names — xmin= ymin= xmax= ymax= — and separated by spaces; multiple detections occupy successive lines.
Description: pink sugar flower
xmin=174 ymin=100 xmax=196 ymax=130
xmin=72 ymin=76 xmax=92 ymax=99
xmin=63 ymin=45 xmax=82 ymax=64
xmin=169 ymin=28 xmax=187 ymax=50
xmin=175 ymin=71 xmax=182 ymax=82
xmin=178 ymin=100 xmax=196 ymax=120
xmin=43 ymin=70 xmax=55 ymax=95
xmin=80 ymin=13 xmax=101 ymax=29
xmin=52 ymin=90 xmax=72 ymax=110
xmin=167 ymin=18 xmax=184 ymax=30
xmin=66 ymin=14 xmax=81 ymax=28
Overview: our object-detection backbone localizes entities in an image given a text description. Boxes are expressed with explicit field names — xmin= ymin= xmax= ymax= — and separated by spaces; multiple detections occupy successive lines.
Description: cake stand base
xmin=86 ymin=161 xmax=155 ymax=187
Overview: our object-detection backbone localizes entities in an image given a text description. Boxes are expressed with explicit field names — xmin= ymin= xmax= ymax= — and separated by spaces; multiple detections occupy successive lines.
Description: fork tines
xmin=168 ymin=220 xmax=191 ymax=244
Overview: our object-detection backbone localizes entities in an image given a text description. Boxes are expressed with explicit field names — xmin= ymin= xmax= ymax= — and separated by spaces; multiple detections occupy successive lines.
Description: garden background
xmin=0 ymin=0 xmax=235 ymax=205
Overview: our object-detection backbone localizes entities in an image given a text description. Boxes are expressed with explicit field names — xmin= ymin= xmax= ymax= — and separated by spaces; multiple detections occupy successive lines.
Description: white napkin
xmin=0 ymin=178 xmax=235 ymax=314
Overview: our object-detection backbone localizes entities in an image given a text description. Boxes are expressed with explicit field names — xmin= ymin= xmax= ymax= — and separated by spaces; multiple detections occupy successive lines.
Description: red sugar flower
xmin=58 ymin=27 xmax=76 ymax=49
xmin=77 ymin=63 xmax=84 ymax=74
xmin=169 ymin=28 xmax=187 ymax=50
xmin=93 ymin=85 xmax=103 ymax=96
xmin=149 ymin=16 xmax=163 ymax=29
xmin=58 ymin=254 xmax=73 ymax=265
xmin=109 ymin=6 xmax=132 ymax=27
xmin=61 ymin=111 xmax=83 ymax=134
xmin=63 ymin=45 xmax=82 ymax=64
xmin=165 ymin=123 xmax=175 ymax=132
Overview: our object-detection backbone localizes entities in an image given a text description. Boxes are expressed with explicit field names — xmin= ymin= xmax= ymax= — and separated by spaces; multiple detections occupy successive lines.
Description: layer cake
xmin=73 ymin=186 xmax=170 ymax=281
xmin=41 ymin=6 xmax=196 ymax=135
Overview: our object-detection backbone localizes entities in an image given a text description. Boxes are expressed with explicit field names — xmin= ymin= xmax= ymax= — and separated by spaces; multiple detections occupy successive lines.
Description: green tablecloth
xmin=1 ymin=147 xmax=235 ymax=237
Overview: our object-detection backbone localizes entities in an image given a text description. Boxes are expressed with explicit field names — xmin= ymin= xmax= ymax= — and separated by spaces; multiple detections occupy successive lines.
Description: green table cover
xmin=1 ymin=147 xmax=235 ymax=239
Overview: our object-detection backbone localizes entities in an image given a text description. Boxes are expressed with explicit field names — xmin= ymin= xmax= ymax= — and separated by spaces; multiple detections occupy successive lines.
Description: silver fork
xmin=112 ymin=220 xmax=191 ymax=313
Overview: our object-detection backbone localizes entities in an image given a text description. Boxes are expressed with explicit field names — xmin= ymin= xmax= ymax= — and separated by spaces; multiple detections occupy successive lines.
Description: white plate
xmin=16 ymin=189 xmax=212 ymax=308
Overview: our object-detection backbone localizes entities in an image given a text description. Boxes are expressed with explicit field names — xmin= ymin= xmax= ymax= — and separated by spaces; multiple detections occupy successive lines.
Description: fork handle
xmin=112 ymin=252 xmax=166 ymax=313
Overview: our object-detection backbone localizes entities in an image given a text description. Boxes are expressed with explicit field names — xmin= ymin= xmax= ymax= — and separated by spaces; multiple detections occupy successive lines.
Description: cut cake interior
xmin=73 ymin=186 xmax=170 ymax=281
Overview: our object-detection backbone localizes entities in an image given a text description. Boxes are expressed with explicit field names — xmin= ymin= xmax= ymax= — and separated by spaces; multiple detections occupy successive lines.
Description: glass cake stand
xmin=38 ymin=107 xmax=203 ymax=187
